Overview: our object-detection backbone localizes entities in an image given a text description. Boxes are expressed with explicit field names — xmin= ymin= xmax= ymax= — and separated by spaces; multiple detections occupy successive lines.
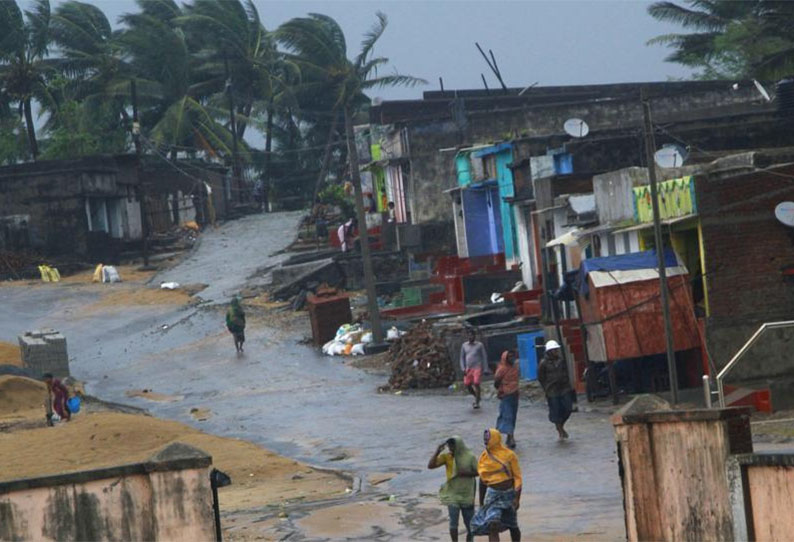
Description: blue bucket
xmin=67 ymin=396 xmax=81 ymax=414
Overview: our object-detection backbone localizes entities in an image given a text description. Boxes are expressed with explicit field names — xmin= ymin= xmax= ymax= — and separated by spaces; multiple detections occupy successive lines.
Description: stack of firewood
xmin=387 ymin=321 xmax=456 ymax=389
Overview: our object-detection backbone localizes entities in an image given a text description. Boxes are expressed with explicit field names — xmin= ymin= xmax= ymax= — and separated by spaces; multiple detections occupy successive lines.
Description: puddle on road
xmin=296 ymin=501 xmax=402 ymax=539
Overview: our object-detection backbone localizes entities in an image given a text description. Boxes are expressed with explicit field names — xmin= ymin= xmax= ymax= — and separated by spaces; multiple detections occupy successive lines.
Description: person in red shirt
xmin=43 ymin=373 xmax=70 ymax=422
xmin=494 ymin=351 xmax=520 ymax=449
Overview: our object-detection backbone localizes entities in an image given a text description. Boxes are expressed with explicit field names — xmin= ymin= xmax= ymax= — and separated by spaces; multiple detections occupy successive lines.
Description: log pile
xmin=387 ymin=321 xmax=456 ymax=389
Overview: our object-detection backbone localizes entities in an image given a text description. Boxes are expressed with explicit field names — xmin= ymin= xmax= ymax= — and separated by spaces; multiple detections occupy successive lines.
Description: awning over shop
xmin=546 ymin=228 xmax=582 ymax=248
xmin=611 ymin=214 xmax=697 ymax=234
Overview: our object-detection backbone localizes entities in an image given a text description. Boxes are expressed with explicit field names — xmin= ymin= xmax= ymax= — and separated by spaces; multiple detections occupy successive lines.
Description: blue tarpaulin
xmin=575 ymin=249 xmax=679 ymax=298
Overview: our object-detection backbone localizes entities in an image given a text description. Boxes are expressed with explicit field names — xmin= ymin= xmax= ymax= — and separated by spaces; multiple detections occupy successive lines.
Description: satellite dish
xmin=754 ymin=79 xmax=772 ymax=102
xmin=563 ymin=118 xmax=589 ymax=138
xmin=775 ymin=201 xmax=794 ymax=227
xmin=654 ymin=144 xmax=688 ymax=168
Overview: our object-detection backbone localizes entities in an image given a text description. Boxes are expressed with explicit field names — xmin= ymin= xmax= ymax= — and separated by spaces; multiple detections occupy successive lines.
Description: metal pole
xmin=702 ymin=374 xmax=712 ymax=408
xmin=344 ymin=104 xmax=384 ymax=342
xmin=224 ymin=57 xmax=242 ymax=203
xmin=130 ymin=79 xmax=150 ymax=268
xmin=641 ymin=88 xmax=679 ymax=405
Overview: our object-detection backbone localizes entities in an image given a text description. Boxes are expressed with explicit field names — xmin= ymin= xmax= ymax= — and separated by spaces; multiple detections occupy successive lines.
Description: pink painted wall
xmin=0 ymin=467 xmax=214 ymax=540
xmin=747 ymin=465 xmax=794 ymax=541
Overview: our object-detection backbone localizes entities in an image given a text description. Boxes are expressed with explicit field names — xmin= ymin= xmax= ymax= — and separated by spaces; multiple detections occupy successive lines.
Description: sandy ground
xmin=0 ymin=375 xmax=47 ymax=423
xmin=0 ymin=341 xmax=22 ymax=367
xmin=0 ymin=408 xmax=350 ymax=513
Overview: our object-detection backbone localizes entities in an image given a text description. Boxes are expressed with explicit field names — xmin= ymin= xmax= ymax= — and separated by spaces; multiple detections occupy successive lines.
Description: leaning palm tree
xmin=0 ymin=0 xmax=56 ymax=159
xmin=49 ymin=1 xmax=129 ymax=117
xmin=178 ymin=0 xmax=298 ymax=202
xmin=647 ymin=1 xmax=794 ymax=79
xmin=278 ymin=12 xmax=425 ymax=341
xmin=118 ymin=0 xmax=235 ymax=158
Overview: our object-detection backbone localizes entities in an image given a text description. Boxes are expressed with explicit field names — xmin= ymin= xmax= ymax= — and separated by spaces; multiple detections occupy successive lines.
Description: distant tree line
xmin=0 ymin=0 xmax=422 ymax=205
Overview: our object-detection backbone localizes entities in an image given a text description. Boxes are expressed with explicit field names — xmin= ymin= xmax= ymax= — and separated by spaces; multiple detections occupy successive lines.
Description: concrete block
xmin=18 ymin=329 xmax=70 ymax=377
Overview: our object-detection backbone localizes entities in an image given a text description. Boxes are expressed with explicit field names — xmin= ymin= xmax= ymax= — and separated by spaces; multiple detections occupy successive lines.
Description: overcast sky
xmin=31 ymin=0 xmax=694 ymax=100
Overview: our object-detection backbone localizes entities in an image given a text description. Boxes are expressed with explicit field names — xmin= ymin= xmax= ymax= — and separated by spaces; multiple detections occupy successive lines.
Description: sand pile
xmin=0 ymin=341 xmax=22 ymax=367
xmin=0 ymin=375 xmax=46 ymax=418
xmin=0 ymin=412 xmax=349 ymax=510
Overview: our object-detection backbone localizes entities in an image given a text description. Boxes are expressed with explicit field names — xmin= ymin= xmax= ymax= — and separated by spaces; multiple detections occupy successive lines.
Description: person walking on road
xmin=494 ymin=351 xmax=520 ymax=449
xmin=537 ymin=340 xmax=574 ymax=440
xmin=226 ymin=296 xmax=246 ymax=353
xmin=428 ymin=436 xmax=479 ymax=542
xmin=460 ymin=328 xmax=486 ymax=409
xmin=43 ymin=373 xmax=70 ymax=423
xmin=337 ymin=217 xmax=357 ymax=252
xmin=471 ymin=428 xmax=522 ymax=542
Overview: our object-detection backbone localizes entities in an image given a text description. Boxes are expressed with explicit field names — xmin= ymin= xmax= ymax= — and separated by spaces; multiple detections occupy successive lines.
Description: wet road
xmin=0 ymin=212 xmax=625 ymax=540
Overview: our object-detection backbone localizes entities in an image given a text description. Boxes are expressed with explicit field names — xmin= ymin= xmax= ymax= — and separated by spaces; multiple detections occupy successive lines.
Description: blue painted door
xmin=463 ymin=186 xmax=503 ymax=257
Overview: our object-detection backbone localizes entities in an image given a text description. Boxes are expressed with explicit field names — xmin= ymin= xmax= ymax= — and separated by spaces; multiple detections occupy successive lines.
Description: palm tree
xmin=648 ymin=1 xmax=794 ymax=79
xmin=49 ymin=1 xmax=128 ymax=116
xmin=0 ymin=0 xmax=56 ymax=159
xmin=278 ymin=12 xmax=425 ymax=341
xmin=178 ymin=0 xmax=298 ymax=203
xmin=118 ymin=0 xmax=234 ymax=158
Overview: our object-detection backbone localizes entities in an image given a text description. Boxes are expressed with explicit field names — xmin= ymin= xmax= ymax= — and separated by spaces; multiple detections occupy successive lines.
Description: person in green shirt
xmin=225 ymin=296 xmax=246 ymax=353
xmin=428 ymin=436 xmax=479 ymax=542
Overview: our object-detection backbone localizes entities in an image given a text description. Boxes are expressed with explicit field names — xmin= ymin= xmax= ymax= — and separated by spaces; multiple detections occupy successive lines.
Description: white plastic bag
xmin=102 ymin=265 xmax=121 ymax=283
xmin=351 ymin=343 xmax=366 ymax=356
xmin=387 ymin=327 xmax=403 ymax=340
xmin=361 ymin=332 xmax=373 ymax=344
xmin=160 ymin=282 xmax=180 ymax=290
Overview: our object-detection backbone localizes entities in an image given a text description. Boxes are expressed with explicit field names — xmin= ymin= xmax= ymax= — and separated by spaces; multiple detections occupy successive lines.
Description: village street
xmin=0 ymin=212 xmax=624 ymax=541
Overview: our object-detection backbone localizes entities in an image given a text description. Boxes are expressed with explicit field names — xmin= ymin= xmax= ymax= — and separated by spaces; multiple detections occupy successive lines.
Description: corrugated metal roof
xmin=589 ymin=265 xmax=688 ymax=288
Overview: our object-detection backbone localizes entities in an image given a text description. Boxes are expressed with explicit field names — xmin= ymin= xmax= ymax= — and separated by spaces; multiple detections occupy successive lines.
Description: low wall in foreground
xmin=0 ymin=442 xmax=215 ymax=541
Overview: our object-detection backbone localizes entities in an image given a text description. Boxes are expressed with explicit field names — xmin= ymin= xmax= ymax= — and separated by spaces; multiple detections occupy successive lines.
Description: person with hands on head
xmin=428 ymin=436 xmax=479 ymax=542
xmin=471 ymin=428 xmax=522 ymax=542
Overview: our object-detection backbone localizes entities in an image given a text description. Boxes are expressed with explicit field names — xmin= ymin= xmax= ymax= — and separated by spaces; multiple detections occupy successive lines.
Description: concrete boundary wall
xmin=0 ymin=442 xmax=215 ymax=541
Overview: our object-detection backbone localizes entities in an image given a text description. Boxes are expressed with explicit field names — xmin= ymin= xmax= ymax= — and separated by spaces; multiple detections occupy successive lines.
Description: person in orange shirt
xmin=471 ymin=428 xmax=522 ymax=541
xmin=494 ymin=351 xmax=520 ymax=449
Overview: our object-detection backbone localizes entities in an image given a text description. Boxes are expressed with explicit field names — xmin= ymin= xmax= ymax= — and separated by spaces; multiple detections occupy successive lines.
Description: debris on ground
xmin=125 ymin=389 xmax=184 ymax=402
xmin=385 ymin=321 xmax=456 ymax=390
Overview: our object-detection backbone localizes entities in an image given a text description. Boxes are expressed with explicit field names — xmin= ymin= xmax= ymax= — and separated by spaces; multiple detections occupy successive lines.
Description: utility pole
xmin=130 ymin=78 xmax=150 ymax=268
xmin=641 ymin=88 xmax=679 ymax=405
xmin=224 ymin=57 xmax=242 ymax=203
xmin=344 ymin=104 xmax=384 ymax=343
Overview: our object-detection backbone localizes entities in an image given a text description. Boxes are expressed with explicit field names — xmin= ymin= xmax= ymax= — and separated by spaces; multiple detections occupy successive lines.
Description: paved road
xmin=0 ymin=212 xmax=625 ymax=541
xmin=154 ymin=210 xmax=303 ymax=304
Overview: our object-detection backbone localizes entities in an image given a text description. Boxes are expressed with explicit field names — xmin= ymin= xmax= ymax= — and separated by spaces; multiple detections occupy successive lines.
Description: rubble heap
xmin=387 ymin=322 xmax=456 ymax=389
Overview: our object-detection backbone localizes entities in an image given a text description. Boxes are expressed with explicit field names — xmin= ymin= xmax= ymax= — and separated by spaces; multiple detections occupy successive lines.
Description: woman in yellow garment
xmin=471 ymin=428 xmax=522 ymax=541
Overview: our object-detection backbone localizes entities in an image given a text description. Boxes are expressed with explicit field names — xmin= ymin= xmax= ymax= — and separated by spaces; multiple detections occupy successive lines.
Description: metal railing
xmin=716 ymin=320 xmax=794 ymax=407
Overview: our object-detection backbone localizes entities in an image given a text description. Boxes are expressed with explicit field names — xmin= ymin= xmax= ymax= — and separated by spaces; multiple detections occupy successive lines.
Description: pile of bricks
xmin=18 ymin=329 xmax=70 ymax=377
xmin=387 ymin=321 xmax=455 ymax=389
